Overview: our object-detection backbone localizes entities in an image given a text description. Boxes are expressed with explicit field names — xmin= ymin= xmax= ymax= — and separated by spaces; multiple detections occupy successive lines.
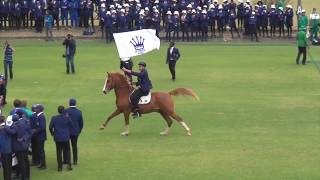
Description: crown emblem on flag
xmin=130 ymin=36 xmax=145 ymax=54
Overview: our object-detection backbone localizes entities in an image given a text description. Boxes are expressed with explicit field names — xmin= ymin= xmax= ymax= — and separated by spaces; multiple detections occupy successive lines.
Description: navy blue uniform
xmin=6 ymin=118 xmax=31 ymax=180
xmin=172 ymin=14 xmax=180 ymax=40
xmin=129 ymin=69 xmax=152 ymax=111
xmin=269 ymin=8 xmax=278 ymax=37
xmin=166 ymin=46 xmax=180 ymax=80
xmin=103 ymin=13 xmax=114 ymax=43
xmin=165 ymin=14 xmax=173 ymax=41
xmin=229 ymin=11 xmax=240 ymax=38
xmin=49 ymin=113 xmax=73 ymax=169
xmin=261 ymin=8 xmax=269 ymax=37
xmin=248 ymin=14 xmax=258 ymax=41
xmin=200 ymin=12 xmax=209 ymax=41
xmin=278 ymin=9 xmax=285 ymax=37
xmin=0 ymin=124 xmax=12 ymax=180
xmin=33 ymin=112 xmax=47 ymax=168
xmin=285 ymin=8 xmax=293 ymax=37
xmin=180 ymin=13 xmax=189 ymax=41
xmin=65 ymin=105 xmax=83 ymax=164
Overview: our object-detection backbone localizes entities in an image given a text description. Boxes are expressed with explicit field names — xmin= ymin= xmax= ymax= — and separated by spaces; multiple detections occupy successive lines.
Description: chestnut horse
xmin=100 ymin=72 xmax=199 ymax=136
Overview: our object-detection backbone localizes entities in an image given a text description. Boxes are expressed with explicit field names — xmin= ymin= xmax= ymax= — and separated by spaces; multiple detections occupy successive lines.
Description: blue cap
xmin=37 ymin=104 xmax=45 ymax=112
xmin=69 ymin=98 xmax=77 ymax=106
xmin=0 ymin=75 xmax=5 ymax=80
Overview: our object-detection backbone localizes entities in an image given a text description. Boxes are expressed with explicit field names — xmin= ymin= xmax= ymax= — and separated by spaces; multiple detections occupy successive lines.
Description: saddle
xmin=138 ymin=92 xmax=152 ymax=104
xmin=129 ymin=91 xmax=152 ymax=105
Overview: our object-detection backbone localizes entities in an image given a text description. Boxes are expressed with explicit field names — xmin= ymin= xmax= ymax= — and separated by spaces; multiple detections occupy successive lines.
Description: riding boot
xmin=132 ymin=108 xmax=141 ymax=119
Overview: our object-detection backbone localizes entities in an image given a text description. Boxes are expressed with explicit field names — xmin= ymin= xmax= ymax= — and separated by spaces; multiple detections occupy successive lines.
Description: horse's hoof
xmin=160 ymin=131 xmax=169 ymax=136
xmin=121 ymin=132 xmax=129 ymax=136
xmin=99 ymin=125 xmax=105 ymax=130
xmin=187 ymin=131 xmax=192 ymax=136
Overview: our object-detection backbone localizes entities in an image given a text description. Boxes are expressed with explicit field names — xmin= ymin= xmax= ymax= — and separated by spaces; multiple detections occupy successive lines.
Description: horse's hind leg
xmin=159 ymin=112 xmax=173 ymax=136
xmin=100 ymin=109 xmax=121 ymax=130
xmin=170 ymin=112 xmax=192 ymax=136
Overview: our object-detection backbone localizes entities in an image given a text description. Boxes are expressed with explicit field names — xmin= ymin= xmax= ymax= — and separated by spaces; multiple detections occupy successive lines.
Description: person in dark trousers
xmin=6 ymin=111 xmax=31 ymax=180
xmin=33 ymin=104 xmax=46 ymax=169
xmin=3 ymin=41 xmax=15 ymax=80
xmin=166 ymin=41 xmax=180 ymax=81
xmin=49 ymin=105 xmax=73 ymax=171
xmin=30 ymin=105 xmax=39 ymax=166
xmin=122 ymin=62 xmax=153 ymax=118
xmin=65 ymin=98 xmax=83 ymax=165
xmin=62 ymin=34 xmax=76 ymax=74
xmin=296 ymin=29 xmax=308 ymax=65
xmin=0 ymin=115 xmax=12 ymax=180
xmin=0 ymin=75 xmax=7 ymax=106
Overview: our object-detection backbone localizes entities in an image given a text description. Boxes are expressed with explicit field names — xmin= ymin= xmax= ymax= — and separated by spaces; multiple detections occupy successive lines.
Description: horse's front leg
xmin=121 ymin=111 xmax=130 ymax=136
xmin=100 ymin=109 xmax=121 ymax=130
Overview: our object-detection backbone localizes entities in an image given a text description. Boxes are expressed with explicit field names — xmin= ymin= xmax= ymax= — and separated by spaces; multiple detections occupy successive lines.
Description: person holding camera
xmin=3 ymin=41 xmax=15 ymax=80
xmin=62 ymin=34 xmax=77 ymax=74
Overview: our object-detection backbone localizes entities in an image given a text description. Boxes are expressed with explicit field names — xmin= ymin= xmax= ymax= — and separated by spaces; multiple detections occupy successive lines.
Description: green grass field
xmin=1 ymin=39 xmax=320 ymax=179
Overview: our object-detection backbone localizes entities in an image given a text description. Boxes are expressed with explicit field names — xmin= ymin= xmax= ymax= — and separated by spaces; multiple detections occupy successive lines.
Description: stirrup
xmin=132 ymin=111 xmax=141 ymax=119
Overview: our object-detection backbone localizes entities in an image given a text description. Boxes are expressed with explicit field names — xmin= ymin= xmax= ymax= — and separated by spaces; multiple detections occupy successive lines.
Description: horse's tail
xmin=168 ymin=88 xmax=200 ymax=101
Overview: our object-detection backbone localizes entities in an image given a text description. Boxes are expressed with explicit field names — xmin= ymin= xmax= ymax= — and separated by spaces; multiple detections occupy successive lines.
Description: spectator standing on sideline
xmin=62 ymin=34 xmax=77 ymax=74
xmin=44 ymin=10 xmax=53 ymax=41
xmin=3 ymin=41 xmax=15 ymax=80
xmin=310 ymin=8 xmax=320 ymax=41
xmin=0 ymin=75 xmax=7 ymax=106
xmin=166 ymin=41 xmax=180 ymax=81
xmin=49 ymin=105 xmax=73 ymax=171
xmin=296 ymin=29 xmax=309 ymax=65
xmin=65 ymin=98 xmax=83 ymax=165
xmin=6 ymin=111 xmax=31 ymax=180
xmin=33 ymin=104 xmax=47 ymax=170
xmin=0 ymin=115 xmax=12 ymax=180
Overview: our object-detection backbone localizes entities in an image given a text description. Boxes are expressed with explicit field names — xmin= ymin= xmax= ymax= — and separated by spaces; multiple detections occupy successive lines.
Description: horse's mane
xmin=111 ymin=72 xmax=131 ymax=88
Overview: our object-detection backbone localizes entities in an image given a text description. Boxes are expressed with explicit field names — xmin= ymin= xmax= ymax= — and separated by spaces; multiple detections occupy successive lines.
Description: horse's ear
xmin=107 ymin=72 xmax=110 ymax=76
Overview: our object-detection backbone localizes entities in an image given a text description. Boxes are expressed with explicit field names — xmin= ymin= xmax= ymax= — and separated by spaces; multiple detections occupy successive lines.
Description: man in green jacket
xmin=296 ymin=29 xmax=309 ymax=65
xmin=298 ymin=10 xmax=308 ymax=31
xmin=309 ymin=8 xmax=320 ymax=40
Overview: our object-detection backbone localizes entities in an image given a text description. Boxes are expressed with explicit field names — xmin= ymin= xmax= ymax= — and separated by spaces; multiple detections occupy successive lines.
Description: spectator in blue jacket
xmin=44 ymin=10 xmax=53 ymax=41
xmin=33 ymin=104 xmax=47 ymax=169
xmin=61 ymin=0 xmax=69 ymax=27
xmin=285 ymin=5 xmax=293 ymax=37
xmin=6 ymin=111 xmax=31 ymax=180
xmin=49 ymin=105 xmax=73 ymax=171
xmin=3 ymin=41 xmax=15 ymax=81
xmin=0 ymin=115 xmax=12 ymax=180
xmin=65 ymin=98 xmax=83 ymax=165
xmin=62 ymin=34 xmax=77 ymax=74
xmin=104 ymin=11 xmax=114 ymax=43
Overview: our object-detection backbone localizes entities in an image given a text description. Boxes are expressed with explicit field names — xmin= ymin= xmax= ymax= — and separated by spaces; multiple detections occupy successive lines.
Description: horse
xmin=100 ymin=72 xmax=199 ymax=136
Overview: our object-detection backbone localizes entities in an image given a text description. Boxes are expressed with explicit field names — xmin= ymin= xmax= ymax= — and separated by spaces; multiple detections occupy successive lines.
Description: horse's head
xmin=102 ymin=72 xmax=114 ymax=95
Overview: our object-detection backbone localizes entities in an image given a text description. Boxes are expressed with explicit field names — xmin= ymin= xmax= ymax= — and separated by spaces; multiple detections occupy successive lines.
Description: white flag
xmin=113 ymin=29 xmax=161 ymax=59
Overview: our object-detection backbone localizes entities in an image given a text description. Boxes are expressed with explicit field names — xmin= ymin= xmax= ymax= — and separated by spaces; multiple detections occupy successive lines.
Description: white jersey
xmin=310 ymin=13 xmax=320 ymax=20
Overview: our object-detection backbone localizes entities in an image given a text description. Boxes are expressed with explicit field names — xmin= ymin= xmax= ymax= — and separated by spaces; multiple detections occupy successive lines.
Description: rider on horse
xmin=122 ymin=61 xmax=152 ymax=118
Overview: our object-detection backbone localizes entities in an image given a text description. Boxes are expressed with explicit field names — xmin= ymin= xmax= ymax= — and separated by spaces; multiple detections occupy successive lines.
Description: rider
xmin=122 ymin=61 xmax=152 ymax=118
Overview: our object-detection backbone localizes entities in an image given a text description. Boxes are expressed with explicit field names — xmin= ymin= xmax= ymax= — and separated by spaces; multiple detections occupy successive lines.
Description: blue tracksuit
xmin=61 ymin=0 xmax=69 ymax=26
xmin=70 ymin=0 xmax=79 ymax=27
